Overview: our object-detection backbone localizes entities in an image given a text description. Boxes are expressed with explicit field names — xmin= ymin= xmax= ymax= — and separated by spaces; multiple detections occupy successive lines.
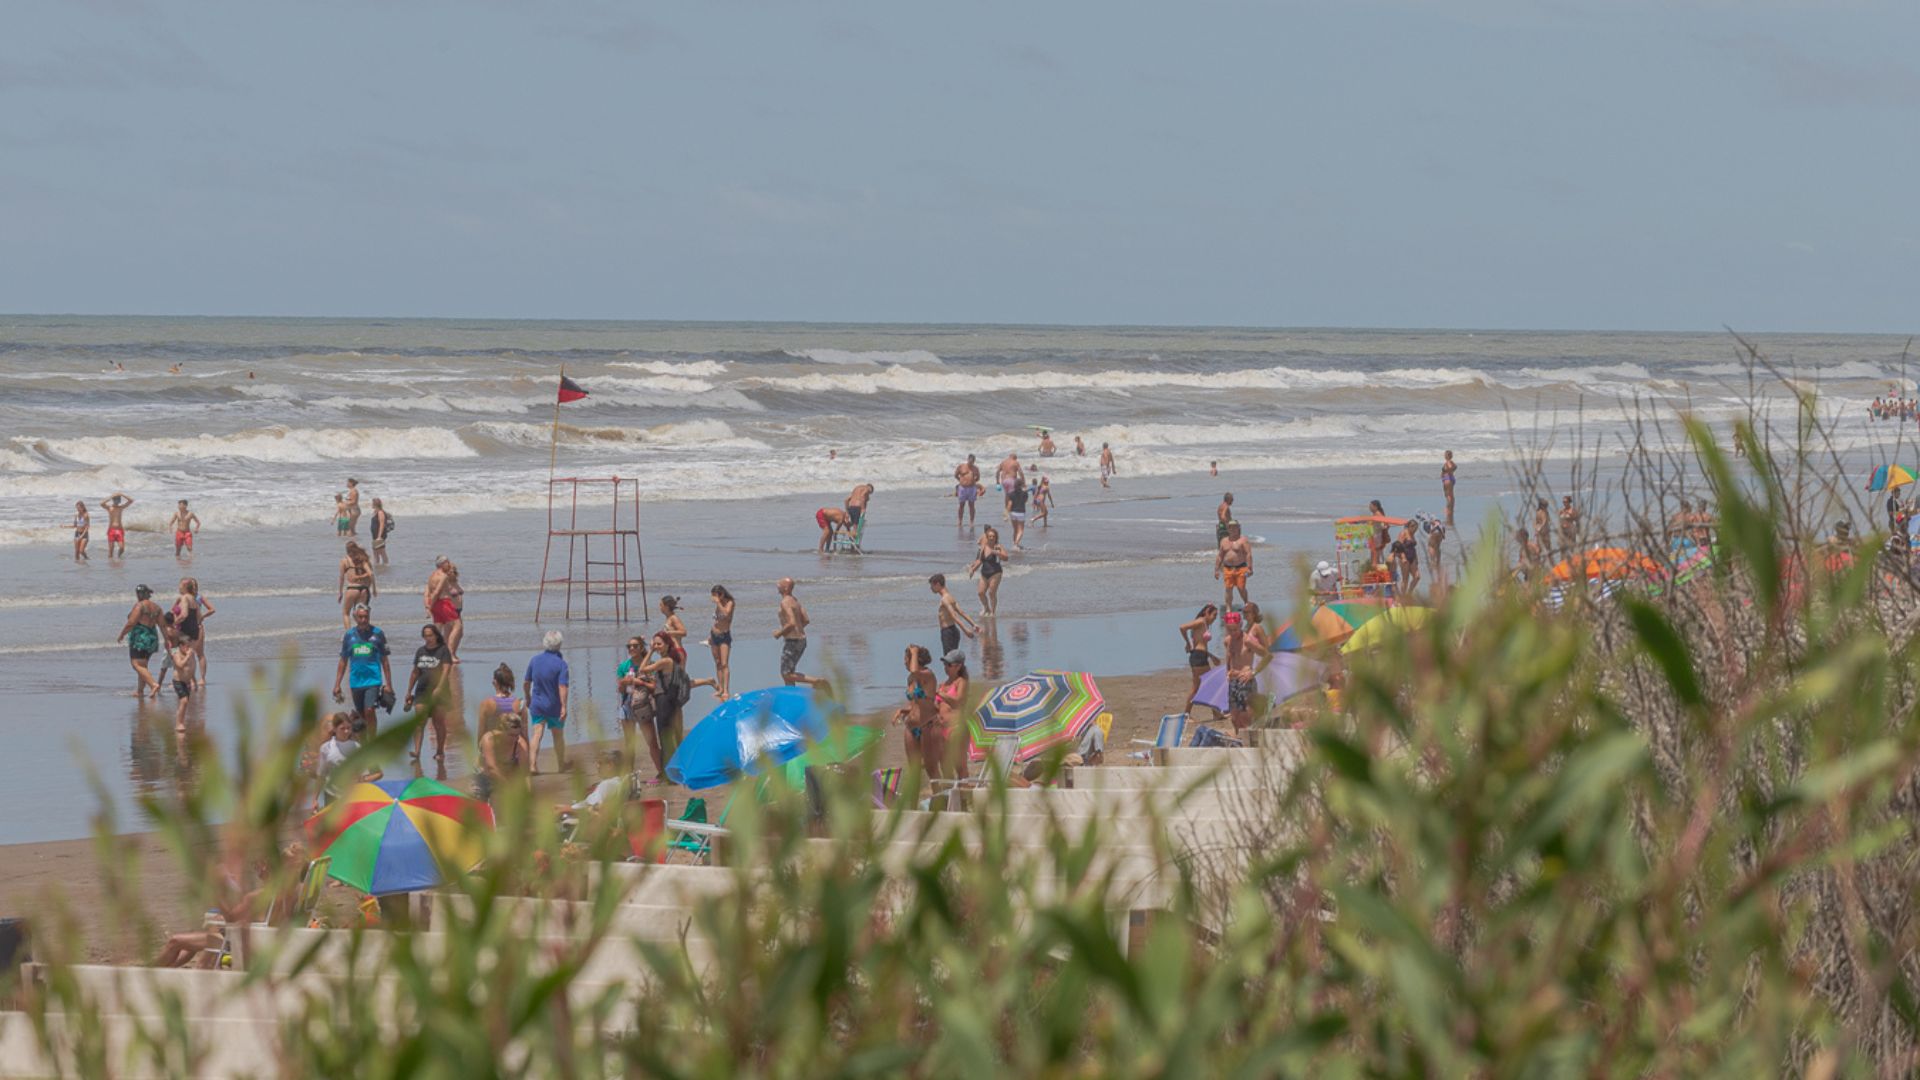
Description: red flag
xmin=557 ymin=375 xmax=589 ymax=403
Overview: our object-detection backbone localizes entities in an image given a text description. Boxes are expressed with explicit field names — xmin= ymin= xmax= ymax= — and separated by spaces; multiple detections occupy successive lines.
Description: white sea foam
xmin=579 ymin=374 xmax=719 ymax=395
xmin=0 ymin=448 xmax=45 ymax=473
xmin=469 ymin=419 xmax=769 ymax=452
xmin=783 ymin=348 xmax=945 ymax=366
xmin=610 ymin=360 xmax=731 ymax=377
xmin=22 ymin=427 xmax=479 ymax=466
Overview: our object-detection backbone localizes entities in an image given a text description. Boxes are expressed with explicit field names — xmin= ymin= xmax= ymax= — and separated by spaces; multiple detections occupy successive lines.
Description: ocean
xmin=0 ymin=316 xmax=1912 ymax=842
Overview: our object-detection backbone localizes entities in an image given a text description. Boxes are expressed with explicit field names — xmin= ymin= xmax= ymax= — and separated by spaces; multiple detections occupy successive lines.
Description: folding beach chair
xmin=664 ymin=795 xmax=733 ymax=864
xmin=828 ymin=513 xmax=867 ymax=555
xmin=1128 ymin=713 xmax=1189 ymax=761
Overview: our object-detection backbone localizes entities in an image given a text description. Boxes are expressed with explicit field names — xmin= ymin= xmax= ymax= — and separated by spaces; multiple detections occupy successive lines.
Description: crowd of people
xmin=1870 ymin=396 xmax=1918 ymax=421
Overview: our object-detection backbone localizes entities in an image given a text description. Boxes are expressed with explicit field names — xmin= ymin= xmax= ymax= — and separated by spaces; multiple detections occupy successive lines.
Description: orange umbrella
xmin=1549 ymin=547 xmax=1663 ymax=583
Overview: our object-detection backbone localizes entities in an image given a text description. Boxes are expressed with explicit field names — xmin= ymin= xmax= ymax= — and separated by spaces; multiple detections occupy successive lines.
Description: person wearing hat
xmin=932 ymin=649 xmax=971 ymax=780
xmin=658 ymin=595 xmax=686 ymax=648
xmin=1311 ymin=560 xmax=1341 ymax=601
xmin=1215 ymin=520 xmax=1254 ymax=610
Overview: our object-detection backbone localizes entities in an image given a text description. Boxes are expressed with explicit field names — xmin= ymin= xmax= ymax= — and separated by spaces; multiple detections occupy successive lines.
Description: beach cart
xmin=1332 ymin=515 xmax=1408 ymax=603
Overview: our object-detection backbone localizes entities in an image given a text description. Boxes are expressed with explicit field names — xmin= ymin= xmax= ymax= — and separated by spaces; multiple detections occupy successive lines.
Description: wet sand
xmin=0 ymin=669 xmax=1197 ymax=964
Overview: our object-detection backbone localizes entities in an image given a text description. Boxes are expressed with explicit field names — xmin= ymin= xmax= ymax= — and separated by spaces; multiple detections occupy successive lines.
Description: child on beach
xmin=164 ymin=616 xmax=196 ymax=732
xmin=313 ymin=713 xmax=370 ymax=810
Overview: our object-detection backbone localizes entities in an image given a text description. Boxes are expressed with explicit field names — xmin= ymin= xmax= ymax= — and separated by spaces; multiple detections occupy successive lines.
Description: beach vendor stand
xmin=1332 ymin=515 xmax=1408 ymax=604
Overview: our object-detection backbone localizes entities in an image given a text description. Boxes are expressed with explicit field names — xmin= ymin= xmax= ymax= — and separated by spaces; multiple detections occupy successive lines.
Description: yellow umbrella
xmin=1340 ymin=606 xmax=1435 ymax=655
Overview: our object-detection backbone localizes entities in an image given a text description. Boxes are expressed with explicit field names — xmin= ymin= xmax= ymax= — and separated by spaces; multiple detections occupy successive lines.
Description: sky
xmin=3 ymin=0 xmax=1917 ymax=331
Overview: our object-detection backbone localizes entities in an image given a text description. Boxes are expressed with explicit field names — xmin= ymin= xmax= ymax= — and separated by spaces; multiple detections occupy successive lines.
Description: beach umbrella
xmin=1548 ymin=547 xmax=1663 ymax=583
xmin=1191 ymin=652 xmax=1326 ymax=713
xmin=967 ymin=670 xmax=1103 ymax=763
xmin=1340 ymin=606 xmax=1435 ymax=655
xmin=772 ymin=722 xmax=882 ymax=789
xmin=306 ymin=777 xmax=494 ymax=896
xmin=1269 ymin=600 xmax=1387 ymax=652
xmin=666 ymin=686 xmax=849 ymax=791
xmin=1867 ymin=464 xmax=1917 ymax=492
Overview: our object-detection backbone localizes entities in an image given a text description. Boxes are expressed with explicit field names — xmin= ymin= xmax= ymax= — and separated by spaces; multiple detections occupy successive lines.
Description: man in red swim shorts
xmin=100 ymin=491 xmax=134 ymax=558
xmin=815 ymin=506 xmax=851 ymax=553
xmin=168 ymin=499 xmax=199 ymax=557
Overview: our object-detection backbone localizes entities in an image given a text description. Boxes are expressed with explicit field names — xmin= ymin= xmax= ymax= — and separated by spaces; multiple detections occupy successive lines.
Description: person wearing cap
xmin=1221 ymin=610 xmax=1272 ymax=733
xmin=658 ymin=595 xmax=687 ymax=647
xmin=117 ymin=584 xmax=165 ymax=697
xmin=1215 ymin=520 xmax=1254 ymax=610
xmin=1311 ymin=560 xmax=1341 ymax=601
xmin=932 ymin=650 xmax=971 ymax=780
xmin=332 ymin=603 xmax=393 ymax=736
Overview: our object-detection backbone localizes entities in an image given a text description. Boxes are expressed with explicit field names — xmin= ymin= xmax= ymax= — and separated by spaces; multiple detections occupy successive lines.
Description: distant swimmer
xmin=167 ymin=363 xmax=182 ymax=375
xmin=829 ymin=449 xmax=837 ymax=460
xmin=774 ymin=578 xmax=827 ymax=691
xmin=1074 ymin=435 xmax=1085 ymax=456
xmin=1440 ymin=450 xmax=1457 ymax=525
xmin=168 ymin=499 xmax=199 ymax=558
xmin=345 ymin=478 xmax=362 ymax=536
xmin=815 ymin=506 xmax=853 ymax=552
xmin=1099 ymin=443 xmax=1116 ymax=488
xmin=969 ymin=525 xmax=1009 ymax=617
xmin=72 ymin=500 xmax=90 ymax=561
xmin=1216 ymin=520 xmax=1253 ymax=610
xmin=953 ymin=454 xmax=982 ymax=526
xmin=1210 ymin=461 xmax=1218 ymax=478
xmin=334 ymin=493 xmax=350 ymax=537
xmin=1038 ymin=429 xmax=1055 ymax=457
xmin=929 ymin=573 xmax=979 ymax=655
xmin=996 ymin=453 xmax=1021 ymax=518
xmin=339 ymin=541 xmax=377 ymax=628
xmin=100 ymin=492 xmax=133 ymax=558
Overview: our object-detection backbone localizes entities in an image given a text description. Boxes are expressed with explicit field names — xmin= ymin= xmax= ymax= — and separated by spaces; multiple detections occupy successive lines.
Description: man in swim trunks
xmin=72 ymin=500 xmax=90 ymax=561
xmin=816 ymin=506 xmax=853 ymax=552
xmin=845 ymin=483 xmax=874 ymax=529
xmin=1074 ymin=435 xmax=1085 ymax=456
xmin=331 ymin=603 xmax=392 ymax=736
xmin=1215 ymin=520 xmax=1253 ymax=610
xmin=1099 ymin=443 xmax=1116 ymax=488
xmin=169 ymin=499 xmax=199 ymax=557
xmin=1038 ymin=430 xmax=1055 ymax=457
xmin=100 ymin=492 xmax=133 ymax=558
xmin=774 ymin=578 xmax=828 ymax=691
xmin=953 ymin=455 xmax=981 ymax=525
xmin=1216 ymin=493 xmax=1234 ymax=542
xmin=996 ymin=453 xmax=1021 ymax=518
xmin=930 ymin=573 xmax=979 ymax=656
xmin=1221 ymin=610 xmax=1272 ymax=732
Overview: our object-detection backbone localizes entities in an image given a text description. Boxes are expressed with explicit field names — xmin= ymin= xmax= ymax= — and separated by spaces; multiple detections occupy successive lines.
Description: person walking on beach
xmin=1441 ymin=451 xmax=1457 ymax=525
xmin=969 ymin=527 xmax=1009 ymax=617
xmin=405 ymin=623 xmax=453 ymax=762
xmin=930 ymin=573 xmax=979 ymax=656
xmin=1180 ymin=604 xmax=1220 ymax=702
xmin=890 ymin=645 xmax=943 ymax=776
xmin=996 ymin=453 xmax=1022 ymax=518
xmin=1032 ymin=476 xmax=1053 ymax=527
xmin=523 ymin=630 xmax=571 ymax=774
xmin=1221 ymin=610 xmax=1272 ymax=733
xmin=168 ymin=500 xmax=199 ymax=558
xmin=425 ymin=556 xmax=464 ymax=663
xmin=117 ymin=584 xmax=164 ymax=697
xmin=332 ymin=604 xmax=392 ymax=736
xmin=334 ymin=494 xmax=350 ymax=537
xmin=172 ymin=577 xmax=213 ymax=688
xmin=1099 ymin=443 xmax=1116 ymax=488
xmin=339 ymin=542 xmax=377 ymax=628
xmin=1007 ymin=474 xmax=1031 ymax=548
xmin=72 ymin=500 xmax=90 ymax=561
xmin=953 ymin=455 xmax=982 ymax=526
xmin=706 ymin=585 xmax=735 ymax=699
xmin=774 ymin=578 xmax=828 ymax=691
xmin=1216 ymin=493 xmax=1235 ymax=543
xmin=163 ymin=617 xmax=196 ymax=733
xmin=1215 ymin=521 xmax=1253 ymax=610
xmin=344 ymin=478 xmax=362 ymax=536
xmin=101 ymin=492 xmax=133 ymax=558
xmin=368 ymin=498 xmax=392 ymax=567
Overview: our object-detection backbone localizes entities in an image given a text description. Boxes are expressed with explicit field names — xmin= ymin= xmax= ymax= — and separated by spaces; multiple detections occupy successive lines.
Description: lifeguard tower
xmin=535 ymin=476 xmax=649 ymax=622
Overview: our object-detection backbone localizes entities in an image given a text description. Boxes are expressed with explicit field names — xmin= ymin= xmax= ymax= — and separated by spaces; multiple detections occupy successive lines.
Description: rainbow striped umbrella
xmin=967 ymin=670 xmax=1103 ymax=763
xmin=1867 ymin=464 xmax=1917 ymax=492
xmin=306 ymin=777 xmax=494 ymax=895
xmin=1271 ymin=600 xmax=1387 ymax=651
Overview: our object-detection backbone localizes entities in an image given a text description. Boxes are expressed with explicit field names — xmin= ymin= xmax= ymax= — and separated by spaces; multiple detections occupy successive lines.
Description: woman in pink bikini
xmin=930 ymin=649 xmax=971 ymax=781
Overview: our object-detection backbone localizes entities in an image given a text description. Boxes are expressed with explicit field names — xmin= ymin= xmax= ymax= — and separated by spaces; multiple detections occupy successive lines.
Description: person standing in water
xmin=344 ymin=479 xmax=362 ymax=536
xmin=1216 ymin=493 xmax=1235 ymax=543
xmin=774 ymin=578 xmax=828 ymax=691
xmin=72 ymin=500 xmax=90 ymax=561
xmin=996 ymin=453 xmax=1022 ymax=518
xmin=1032 ymin=476 xmax=1053 ymax=527
xmin=1440 ymin=450 xmax=1457 ymax=525
xmin=1038 ymin=430 xmax=1055 ymax=457
xmin=339 ymin=541 xmax=377 ymax=628
xmin=815 ymin=506 xmax=853 ymax=552
xmin=969 ymin=526 xmax=1009 ymax=617
xmin=1007 ymin=474 xmax=1030 ymax=549
xmin=425 ymin=556 xmax=464 ymax=664
xmin=117 ymin=584 xmax=164 ymax=697
xmin=173 ymin=577 xmax=214 ymax=688
xmin=168 ymin=500 xmax=199 ymax=558
xmin=953 ymin=455 xmax=982 ymax=526
xmin=705 ymin=585 xmax=735 ymax=699
xmin=333 ymin=494 xmax=351 ymax=537
xmin=845 ymin=483 xmax=875 ymax=531
xmin=405 ymin=623 xmax=454 ymax=762
xmin=368 ymin=498 xmax=392 ymax=567
xmin=1074 ymin=435 xmax=1085 ymax=457
xmin=1215 ymin=521 xmax=1253 ymax=610
xmin=101 ymin=492 xmax=133 ymax=558
xmin=1099 ymin=443 xmax=1117 ymax=488
xmin=332 ymin=603 xmax=393 ymax=736
xmin=658 ymin=595 xmax=687 ymax=649
xmin=929 ymin=573 xmax=978 ymax=656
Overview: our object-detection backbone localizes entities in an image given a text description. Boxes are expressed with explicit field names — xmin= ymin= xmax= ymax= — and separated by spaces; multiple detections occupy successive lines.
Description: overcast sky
xmin=4 ymin=0 xmax=1916 ymax=331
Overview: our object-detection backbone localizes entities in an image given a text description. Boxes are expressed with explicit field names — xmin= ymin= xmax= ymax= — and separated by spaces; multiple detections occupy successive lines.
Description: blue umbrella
xmin=665 ymin=687 xmax=841 ymax=790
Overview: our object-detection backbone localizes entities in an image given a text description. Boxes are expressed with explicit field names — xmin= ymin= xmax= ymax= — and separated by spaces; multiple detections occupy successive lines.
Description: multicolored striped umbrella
xmin=967 ymin=670 xmax=1103 ymax=763
xmin=1271 ymin=600 xmax=1387 ymax=652
xmin=1867 ymin=464 xmax=1917 ymax=492
xmin=306 ymin=777 xmax=494 ymax=896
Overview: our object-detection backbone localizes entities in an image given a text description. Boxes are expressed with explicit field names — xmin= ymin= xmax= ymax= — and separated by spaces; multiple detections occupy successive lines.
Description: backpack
xmin=383 ymin=513 xmax=397 ymax=536
xmin=655 ymin=661 xmax=691 ymax=716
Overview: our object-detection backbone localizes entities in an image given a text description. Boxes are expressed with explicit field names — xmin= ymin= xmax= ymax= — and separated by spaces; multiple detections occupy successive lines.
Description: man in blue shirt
xmin=331 ymin=604 xmax=393 ymax=736
xmin=524 ymin=629 xmax=571 ymax=773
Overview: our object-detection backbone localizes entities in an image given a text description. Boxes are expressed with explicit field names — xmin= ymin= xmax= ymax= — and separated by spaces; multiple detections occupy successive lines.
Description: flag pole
xmin=550 ymin=364 xmax=563 ymax=483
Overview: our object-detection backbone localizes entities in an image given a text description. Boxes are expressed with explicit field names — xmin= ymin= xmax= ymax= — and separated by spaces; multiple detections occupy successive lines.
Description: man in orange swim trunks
xmin=100 ymin=491 xmax=134 ymax=558
xmin=1215 ymin=520 xmax=1253 ymax=611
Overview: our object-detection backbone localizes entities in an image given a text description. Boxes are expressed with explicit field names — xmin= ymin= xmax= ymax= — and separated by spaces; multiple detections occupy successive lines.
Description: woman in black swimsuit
xmin=706 ymin=585 xmax=735 ymax=700
xmin=969 ymin=527 xmax=1009 ymax=617
xmin=1178 ymin=604 xmax=1219 ymax=701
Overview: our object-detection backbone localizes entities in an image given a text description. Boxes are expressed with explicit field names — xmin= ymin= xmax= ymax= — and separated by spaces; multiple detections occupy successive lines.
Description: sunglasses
xmin=626 ymin=643 xmax=642 ymax=650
